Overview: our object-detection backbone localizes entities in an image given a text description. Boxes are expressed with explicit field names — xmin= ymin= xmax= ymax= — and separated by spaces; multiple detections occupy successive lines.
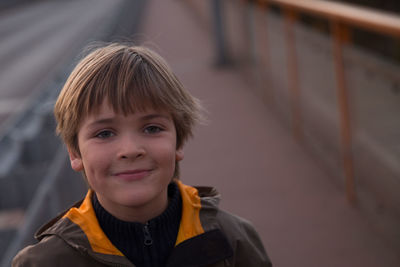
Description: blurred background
xmin=0 ymin=0 xmax=399 ymax=266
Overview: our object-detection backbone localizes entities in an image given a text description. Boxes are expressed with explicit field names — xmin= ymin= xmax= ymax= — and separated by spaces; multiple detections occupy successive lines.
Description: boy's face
xmin=68 ymin=101 xmax=183 ymax=222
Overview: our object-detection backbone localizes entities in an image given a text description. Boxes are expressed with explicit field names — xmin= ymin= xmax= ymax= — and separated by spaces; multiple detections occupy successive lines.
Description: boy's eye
xmin=95 ymin=130 xmax=114 ymax=139
xmin=144 ymin=125 xmax=163 ymax=134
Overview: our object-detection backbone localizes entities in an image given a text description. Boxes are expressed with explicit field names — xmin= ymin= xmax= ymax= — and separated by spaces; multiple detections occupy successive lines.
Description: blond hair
xmin=54 ymin=43 xmax=202 ymax=177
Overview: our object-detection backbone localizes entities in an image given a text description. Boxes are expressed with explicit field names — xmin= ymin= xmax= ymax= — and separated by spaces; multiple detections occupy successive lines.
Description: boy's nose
xmin=117 ymin=136 xmax=146 ymax=159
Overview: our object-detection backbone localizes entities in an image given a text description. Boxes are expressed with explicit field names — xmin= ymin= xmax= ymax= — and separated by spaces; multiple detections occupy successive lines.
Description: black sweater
xmin=92 ymin=182 xmax=182 ymax=267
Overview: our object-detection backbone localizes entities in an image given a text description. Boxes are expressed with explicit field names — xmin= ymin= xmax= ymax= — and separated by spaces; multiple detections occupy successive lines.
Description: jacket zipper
xmin=143 ymin=222 xmax=153 ymax=246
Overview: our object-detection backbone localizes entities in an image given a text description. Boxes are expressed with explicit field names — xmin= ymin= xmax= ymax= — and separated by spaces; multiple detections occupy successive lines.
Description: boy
xmin=13 ymin=43 xmax=272 ymax=266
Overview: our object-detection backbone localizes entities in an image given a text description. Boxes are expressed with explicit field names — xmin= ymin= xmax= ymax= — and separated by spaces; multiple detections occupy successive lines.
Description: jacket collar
xmin=174 ymin=179 xmax=205 ymax=245
xmin=172 ymin=180 xmax=233 ymax=266
xmin=36 ymin=180 xmax=233 ymax=266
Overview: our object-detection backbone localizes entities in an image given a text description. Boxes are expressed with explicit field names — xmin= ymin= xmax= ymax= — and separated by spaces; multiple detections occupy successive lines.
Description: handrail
xmin=259 ymin=0 xmax=400 ymax=37
xmin=236 ymin=0 xmax=400 ymax=204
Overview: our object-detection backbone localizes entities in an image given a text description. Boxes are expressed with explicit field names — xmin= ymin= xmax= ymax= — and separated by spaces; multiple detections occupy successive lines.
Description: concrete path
xmin=139 ymin=0 xmax=400 ymax=266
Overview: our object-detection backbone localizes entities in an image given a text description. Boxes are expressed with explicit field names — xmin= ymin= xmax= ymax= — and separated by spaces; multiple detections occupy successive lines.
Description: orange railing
xmin=219 ymin=0 xmax=400 ymax=204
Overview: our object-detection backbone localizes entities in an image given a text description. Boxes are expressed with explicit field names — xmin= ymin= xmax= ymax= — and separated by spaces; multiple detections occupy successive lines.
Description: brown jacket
xmin=13 ymin=181 xmax=272 ymax=266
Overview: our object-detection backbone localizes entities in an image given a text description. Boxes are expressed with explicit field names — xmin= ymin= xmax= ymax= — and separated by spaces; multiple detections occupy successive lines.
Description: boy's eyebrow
xmin=140 ymin=113 xmax=172 ymax=122
xmin=87 ymin=113 xmax=171 ymax=127
xmin=86 ymin=118 xmax=114 ymax=128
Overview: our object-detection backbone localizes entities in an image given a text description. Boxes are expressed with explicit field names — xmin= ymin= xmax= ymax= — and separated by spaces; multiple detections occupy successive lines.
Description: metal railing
xmin=0 ymin=0 xmax=148 ymax=265
xmin=212 ymin=0 xmax=400 ymax=205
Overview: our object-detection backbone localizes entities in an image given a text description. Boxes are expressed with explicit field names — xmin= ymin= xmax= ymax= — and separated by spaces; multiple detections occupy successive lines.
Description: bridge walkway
xmin=141 ymin=0 xmax=400 ymax=266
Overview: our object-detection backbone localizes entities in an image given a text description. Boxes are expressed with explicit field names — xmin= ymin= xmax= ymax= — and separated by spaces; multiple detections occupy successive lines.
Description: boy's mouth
xmin=113 ymin=169 xmax=152 ymax=181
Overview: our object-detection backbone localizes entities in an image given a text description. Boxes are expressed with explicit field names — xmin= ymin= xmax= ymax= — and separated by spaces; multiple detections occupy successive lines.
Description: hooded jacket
xmin=13 ymin=181 xmax=272 ymax=267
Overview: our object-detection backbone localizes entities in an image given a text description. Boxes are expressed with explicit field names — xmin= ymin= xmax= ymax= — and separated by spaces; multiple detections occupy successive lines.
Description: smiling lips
xmin=113 ymin=169 xmax=152 ymax=181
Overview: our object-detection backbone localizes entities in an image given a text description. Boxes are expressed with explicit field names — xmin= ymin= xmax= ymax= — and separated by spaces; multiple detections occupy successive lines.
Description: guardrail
xmin=207 ymin=0 xmax=400 ymax=247
xmin=214 ymin=0 xmax=400 ymax=205
xmin=0 ymin=0 xmax=41 ymax=10
xmin=0 ymin=0 xmax=147 ymax=265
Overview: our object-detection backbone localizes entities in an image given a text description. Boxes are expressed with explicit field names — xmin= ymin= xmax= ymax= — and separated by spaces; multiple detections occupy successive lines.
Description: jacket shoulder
xmin=215 ymin=208 xmax=272 ymax=266
xmin=182 ymin=183 xmax=273 ymax=266
xmin=12 ymin=235 xmax=100 ymax=267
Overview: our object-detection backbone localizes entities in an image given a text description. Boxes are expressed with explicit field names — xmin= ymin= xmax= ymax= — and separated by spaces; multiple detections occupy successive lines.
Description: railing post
xmin=246 ymin=0 xmax=257 ymax=66
xmin=211 ymin=0 xmax=231 ymax=66
xmin=254 ymin=1 xmax=275 ymax=105
xmin=256 ymin=0 xmax=269 ymax=64
xmin=284 ymin=8 xmax=302 ymax=141
xmin=331 ymin=21 xmax=357 ymax=204
xmin=255 ymin=0 xmax=269 ymax=66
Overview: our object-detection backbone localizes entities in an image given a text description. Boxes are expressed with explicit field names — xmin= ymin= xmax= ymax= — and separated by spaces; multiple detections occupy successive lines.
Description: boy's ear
xmin=176 ymin=148 xmax=184 ymax=162
xmin=67 ymin=147 xmax=84 ymax=172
